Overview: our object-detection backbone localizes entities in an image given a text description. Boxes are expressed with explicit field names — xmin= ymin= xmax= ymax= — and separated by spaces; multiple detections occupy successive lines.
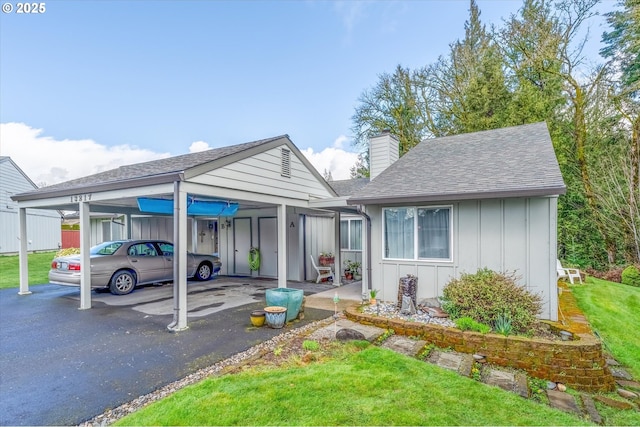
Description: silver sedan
xmin=49 ymin=240 xmax=222 ymax=295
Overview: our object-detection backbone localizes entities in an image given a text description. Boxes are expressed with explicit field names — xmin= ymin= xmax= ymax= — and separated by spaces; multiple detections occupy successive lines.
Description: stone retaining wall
xmin=345 ymin=307 xmax=615 ymax=392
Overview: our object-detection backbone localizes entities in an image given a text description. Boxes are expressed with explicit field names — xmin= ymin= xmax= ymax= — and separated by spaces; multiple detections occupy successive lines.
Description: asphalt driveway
xmin=0 ymin=278 xmax=334 ymax=426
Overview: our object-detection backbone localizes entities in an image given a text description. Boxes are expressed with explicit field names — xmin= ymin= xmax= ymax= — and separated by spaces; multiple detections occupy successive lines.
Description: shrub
xmin=621 ymin=265 xmax=640 ymax=287
xmin=455 ymin=317 xmax=491 ymax=334
xmin=441 ymin=268 xmax=542 ymax=334
xmin=55 ymin=247 xmax=80 ymax=257
xmin=601 ymin=268 xmax=623 ymax=283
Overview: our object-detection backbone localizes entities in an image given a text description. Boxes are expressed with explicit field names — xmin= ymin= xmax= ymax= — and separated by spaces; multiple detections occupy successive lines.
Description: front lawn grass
xmin=572 ymin=277 xmax=640 ymax=379
xmin=116 ymin=345 xmax=589 ymax=426
xmin=0 ymin=251 xmax=55 ymax=289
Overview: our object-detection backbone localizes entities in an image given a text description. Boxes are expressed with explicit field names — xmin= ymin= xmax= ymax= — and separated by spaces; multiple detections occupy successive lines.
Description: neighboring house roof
xmin=0 ymin=156 xmax=39 ymax=190
xmin=348 ymin=122 xmax=566 ymax=205
xmin=329 ymin=177 xmax=370 ymax=197
xmin=12 ymin=135 xmax=337 ymax=201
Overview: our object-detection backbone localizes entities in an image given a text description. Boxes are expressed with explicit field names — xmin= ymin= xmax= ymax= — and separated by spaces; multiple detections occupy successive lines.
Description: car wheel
xmin=110 ymin=271 xmax=136 ymax=295
xmin=195 ymin=263 xmax=212 ymax=281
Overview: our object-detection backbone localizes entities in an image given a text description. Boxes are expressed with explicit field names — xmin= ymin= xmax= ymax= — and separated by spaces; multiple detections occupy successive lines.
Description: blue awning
xmin=137 ymin=197 xmax=239 ymax=216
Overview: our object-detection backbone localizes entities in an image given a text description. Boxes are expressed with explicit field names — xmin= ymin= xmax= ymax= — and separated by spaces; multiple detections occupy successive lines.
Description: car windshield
xmin=90 ymin=241 xmax=123 ymax=255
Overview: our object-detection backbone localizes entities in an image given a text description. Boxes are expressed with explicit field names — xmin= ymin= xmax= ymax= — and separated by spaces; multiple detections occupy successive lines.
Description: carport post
xmin=168 ymin=181 xmax=189 ymax=331
xmin=17 ymin=208 xmax=31 ymax=295
xmin=277 ymin=203 xmax=287 ymax=288
xmin=79 ymin=201 xmax=92 ymax=309
xmin=333 ymin=212 xmax=341 ymax=287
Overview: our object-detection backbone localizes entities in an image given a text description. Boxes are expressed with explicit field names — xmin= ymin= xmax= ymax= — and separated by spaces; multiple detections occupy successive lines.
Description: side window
xmin=128 ymin=243 xmax=158 ymax=257
xmin=158 ymin=242 xmax=174 ymax=256
xmin=142 ymin=243 xmax=158 ymax=256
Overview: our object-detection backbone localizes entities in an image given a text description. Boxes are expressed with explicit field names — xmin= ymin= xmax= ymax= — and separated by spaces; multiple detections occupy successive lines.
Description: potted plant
xmin=369 ymin=289 xmax=379 ymax=305
xmin=319 ymin=251 xmax=334 ymax=267
xmin=350 ymin=261 xmax=362 ymax=280
xmin=343 ymin=260 xmax=362 ymax=281
xmin=343 ymin=260 xmax=354 ymax=280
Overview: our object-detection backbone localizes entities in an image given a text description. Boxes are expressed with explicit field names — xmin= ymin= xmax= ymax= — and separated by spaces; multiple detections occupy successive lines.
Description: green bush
xmin=621 ymin=265 xmax=640 ymax=287
xmin=441 ymin=268 xmax=542 ymax=334
xmin=455 ymin=317 xmax=491 ymax=334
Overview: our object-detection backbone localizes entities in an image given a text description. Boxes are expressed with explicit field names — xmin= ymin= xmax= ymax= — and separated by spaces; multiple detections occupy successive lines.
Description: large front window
xmin=383 ymin=206 xmax=451 ymax=260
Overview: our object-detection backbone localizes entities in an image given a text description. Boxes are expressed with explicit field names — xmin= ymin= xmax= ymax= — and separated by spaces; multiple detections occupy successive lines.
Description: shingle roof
xmin=17 ymin=135 xmax=287 ymax=195
xmin=329 ymin=177 xmax=370 ymax=197
xmin=348 ymin=122 xmax=566 ymax=205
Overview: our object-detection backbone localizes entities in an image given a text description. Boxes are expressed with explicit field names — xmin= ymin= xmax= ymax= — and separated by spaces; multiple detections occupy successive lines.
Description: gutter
xmin=357 ymin=205 xmax=372 ymax=292
xmin=11 ymin=172 xmax=185 ymax=202
xmin=348 ymin=186 xmax=567 ymax=206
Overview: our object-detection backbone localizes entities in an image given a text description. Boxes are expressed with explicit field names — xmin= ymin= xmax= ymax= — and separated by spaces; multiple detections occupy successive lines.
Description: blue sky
xmin=0 ymin=0 xmax=615 ymax=185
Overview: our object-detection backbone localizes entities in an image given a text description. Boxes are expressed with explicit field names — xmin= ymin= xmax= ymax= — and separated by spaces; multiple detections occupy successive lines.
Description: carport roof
xmin=12 ymin=135 xmax=336 ymax=201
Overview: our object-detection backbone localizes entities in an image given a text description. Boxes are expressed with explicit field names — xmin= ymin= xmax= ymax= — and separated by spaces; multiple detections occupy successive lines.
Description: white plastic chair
xmin=310 ymin=255 xmax=333 ymax=283
xmin=557 ymin=259 xmax=582 ymax=284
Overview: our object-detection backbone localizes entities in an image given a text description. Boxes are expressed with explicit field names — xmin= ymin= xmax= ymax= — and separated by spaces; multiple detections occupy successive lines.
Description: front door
xmin=258 ymin=217 xmax=277 ymax=277
xmin=233 ymin=218 xmax=252 ymax=275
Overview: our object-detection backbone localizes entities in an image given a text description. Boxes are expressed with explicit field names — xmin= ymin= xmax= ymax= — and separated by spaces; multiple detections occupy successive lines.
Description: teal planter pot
xmin=265 ymin=288 xmax=304 ymax=322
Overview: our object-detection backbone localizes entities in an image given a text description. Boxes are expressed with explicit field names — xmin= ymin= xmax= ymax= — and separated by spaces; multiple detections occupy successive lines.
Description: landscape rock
xmin=427 ymin=307 xmax=449 ymax=318
xmin=594 ymin=395 xmax=635 ymax=410
xmin=617 ymin=388 xmax=639 ymax=400
xmin=335 ymin=328 xmax=366 ymax=341
xmin=547 ymin=390 xmax=581 ymax=414
xmin=580 ymin=394 xmax=603 ymax=425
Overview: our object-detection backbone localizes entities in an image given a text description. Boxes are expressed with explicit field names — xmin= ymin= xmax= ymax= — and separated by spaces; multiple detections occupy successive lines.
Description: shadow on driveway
xmin=0 ymin=278 xmax=334 ymax=426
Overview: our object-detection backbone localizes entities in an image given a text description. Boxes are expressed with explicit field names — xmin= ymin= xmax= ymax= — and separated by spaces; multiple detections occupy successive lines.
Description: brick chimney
xmin=369 ymin=130 xmax=399 ymax=180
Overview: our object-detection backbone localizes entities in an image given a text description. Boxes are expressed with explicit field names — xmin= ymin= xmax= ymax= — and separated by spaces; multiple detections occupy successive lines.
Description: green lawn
xmin=117 ymin=345 xmax=589 ymax=426
xmin=572 ymin=277 xmax=640 ymax=379
xmin=0 ymin=251 xmax=55 ymax=289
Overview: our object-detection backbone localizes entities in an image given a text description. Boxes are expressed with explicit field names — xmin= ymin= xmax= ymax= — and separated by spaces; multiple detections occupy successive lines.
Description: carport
xmin=12 ymin=135 xmax=362 ymax=330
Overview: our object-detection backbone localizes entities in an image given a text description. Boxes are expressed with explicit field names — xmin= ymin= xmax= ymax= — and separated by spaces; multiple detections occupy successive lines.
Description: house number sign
xmin=70 ymin=194 xmax=92 ymax=202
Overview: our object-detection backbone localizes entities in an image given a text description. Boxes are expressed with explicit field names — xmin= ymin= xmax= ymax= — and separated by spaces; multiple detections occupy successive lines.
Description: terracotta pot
xmin=319 ymin=256 xmax=334 ymax=266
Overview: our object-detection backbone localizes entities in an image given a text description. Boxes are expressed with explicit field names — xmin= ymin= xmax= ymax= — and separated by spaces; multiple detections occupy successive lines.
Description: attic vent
xmin=281 ymin=148 xmax=291 ymax=178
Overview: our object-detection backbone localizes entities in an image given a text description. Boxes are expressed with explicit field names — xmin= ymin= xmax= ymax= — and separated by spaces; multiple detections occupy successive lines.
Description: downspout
xmin=357 ymin=205 xmax=372 ymax=291
xmin=167 ymin=180 xmax=180 ymax=330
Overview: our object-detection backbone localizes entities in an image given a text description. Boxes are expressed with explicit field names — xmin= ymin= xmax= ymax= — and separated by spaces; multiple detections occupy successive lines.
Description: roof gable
xmin=349 ymin=122 xmax=566 ymax=205
xmin=12 ymin=135 xmax=337 ymax=200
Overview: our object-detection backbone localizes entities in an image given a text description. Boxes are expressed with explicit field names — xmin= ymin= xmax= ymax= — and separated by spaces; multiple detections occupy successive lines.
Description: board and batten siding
xmin=367 ymin=197 xmax=559 ymax=321
xmin=188 ymin=146 xmax=334 ymax=201
xmin=304 ymin=215 xmax=335 ymax=281
xmin=1 ymin=158 xmax=61 ymax=253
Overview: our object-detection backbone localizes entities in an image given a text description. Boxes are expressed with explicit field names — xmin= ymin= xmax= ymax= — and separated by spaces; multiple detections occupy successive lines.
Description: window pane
xmin=418 ymin=208 xmax=450 ymax=259
xmin=384 ymin=208 xmax=414 ymax=259
xmin=340 ymin=220 xmax=349 ymax=249
xmin=350 ymin=219 xmax=362 ymax=250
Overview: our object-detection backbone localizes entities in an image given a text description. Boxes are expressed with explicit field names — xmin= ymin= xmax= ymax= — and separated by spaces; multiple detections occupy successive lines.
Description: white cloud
xmin=301 ymin=137 xmax=359 ymax=181
xmin=332 ymin=134 xmax=349 ymax=150
xmin=188 ymin=141 xmax=211 ymax=153
xmin=0 ymin=122 xmax=171 ymax=187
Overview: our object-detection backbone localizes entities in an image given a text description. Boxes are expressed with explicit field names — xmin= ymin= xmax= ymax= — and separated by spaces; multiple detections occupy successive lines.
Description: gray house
xmin=346 ymin=122 xmax=566 ymax=320
xmin=0 ymin=156 xmax=61 ymax=254
xmin=11 ymin=122 xmax=564 ymax=328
